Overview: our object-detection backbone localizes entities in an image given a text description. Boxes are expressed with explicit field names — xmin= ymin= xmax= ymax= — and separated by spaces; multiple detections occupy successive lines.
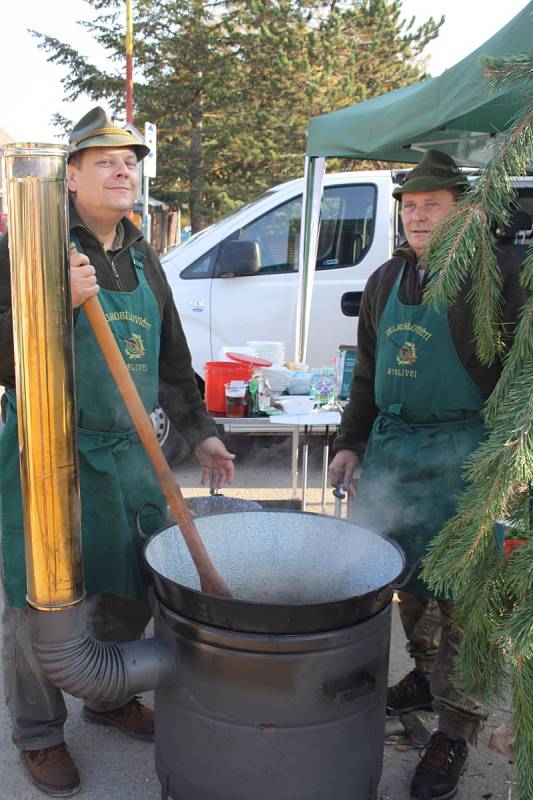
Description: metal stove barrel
xmin=154 ymin=593 xmax=391 ymax=800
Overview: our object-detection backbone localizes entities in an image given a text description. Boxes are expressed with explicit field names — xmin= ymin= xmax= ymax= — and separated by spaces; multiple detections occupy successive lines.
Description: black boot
xmin=411 ymin=731 xmax=468 ymax=799
xmin=387 ymin=669 xmax=433 ymax=715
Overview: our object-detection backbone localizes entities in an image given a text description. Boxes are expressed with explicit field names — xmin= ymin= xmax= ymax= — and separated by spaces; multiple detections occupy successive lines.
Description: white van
xmin=162 ymin=171 xmax=399 ymax=377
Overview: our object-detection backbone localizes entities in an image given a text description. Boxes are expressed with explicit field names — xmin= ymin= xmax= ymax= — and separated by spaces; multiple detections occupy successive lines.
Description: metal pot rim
xmin=143 ymin=508 xmax=406 ymax=608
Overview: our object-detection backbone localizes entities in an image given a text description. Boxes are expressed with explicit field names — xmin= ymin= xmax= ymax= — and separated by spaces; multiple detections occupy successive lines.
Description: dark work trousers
xmin=397 ymin=591 xmax=487 ymax=742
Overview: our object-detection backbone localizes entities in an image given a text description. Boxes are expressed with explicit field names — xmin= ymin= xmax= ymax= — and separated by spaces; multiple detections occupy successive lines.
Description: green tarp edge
xmin=307 ymin=2 xmax=533 ymax=164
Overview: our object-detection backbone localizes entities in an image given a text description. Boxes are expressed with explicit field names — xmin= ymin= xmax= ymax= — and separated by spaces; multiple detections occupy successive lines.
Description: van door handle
xmin=341 ymin=292 xmax=363 ymax=317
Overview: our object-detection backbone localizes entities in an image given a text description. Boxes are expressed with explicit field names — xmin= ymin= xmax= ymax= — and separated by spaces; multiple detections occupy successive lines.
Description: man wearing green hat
xmin=0 ymin=107 xmax=235 ymax=796
xmin=330 ymin=150 xmax=525 ymax=799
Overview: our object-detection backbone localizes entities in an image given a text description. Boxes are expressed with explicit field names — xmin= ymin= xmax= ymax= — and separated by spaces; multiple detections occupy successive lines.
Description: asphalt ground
xmin=0 ymin=436 xmax=515 ymax=799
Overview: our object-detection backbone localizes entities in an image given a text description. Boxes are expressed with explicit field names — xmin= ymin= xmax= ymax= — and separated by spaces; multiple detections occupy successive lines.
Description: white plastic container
xmin=276 ymin=396 xmax=316 ymax=415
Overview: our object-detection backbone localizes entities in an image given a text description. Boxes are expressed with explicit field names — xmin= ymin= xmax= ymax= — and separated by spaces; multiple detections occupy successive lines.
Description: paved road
xmin=0 ymin=438 xmax=515 ymax=799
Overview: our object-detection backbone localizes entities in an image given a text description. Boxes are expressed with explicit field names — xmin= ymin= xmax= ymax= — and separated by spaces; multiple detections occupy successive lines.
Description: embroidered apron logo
xmin=397 ymin=341 xmax=417 ymax=366
xmin=122 ymin=333 xmax=145 ymax=359
xmin=105 ymin=310 xmax=152 ymax=331
xmin=385 ymin=322 xmax=432 ymax=342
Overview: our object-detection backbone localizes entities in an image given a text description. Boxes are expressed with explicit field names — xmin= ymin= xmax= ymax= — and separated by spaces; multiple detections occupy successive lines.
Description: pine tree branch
xmin=421 ymin=365 xmax=532 ymax=596
xmin=416 ymin=48 xmax=533 ymax=798
xmin=424 ymin=203 xmax=480 ymax=304
xmin=468 ymin=227 xmax=504 ymax=363
xmin=504 ymin=602 xmax=533 ymax=670
xmin=424 ymin=108 xmax=533 ymax=355
xmin=485 ymin=299 xmax=533 ymax=427
xmin=512 ymin=655 xmax=533 ymax=800
xmin=451 ymin=563 xmax=508 ymax=700
xmin=482 ymin=52 xmax=533 ymax=93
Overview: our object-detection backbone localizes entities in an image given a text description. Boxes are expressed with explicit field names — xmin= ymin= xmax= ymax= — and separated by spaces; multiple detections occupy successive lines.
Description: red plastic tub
xmin=204 ymin=361 xmax=253 ymax=414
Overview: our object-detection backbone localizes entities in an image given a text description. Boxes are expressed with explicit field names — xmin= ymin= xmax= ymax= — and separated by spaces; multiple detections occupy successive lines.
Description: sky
xmin=0 ymin=0 xmax=530 ymax=143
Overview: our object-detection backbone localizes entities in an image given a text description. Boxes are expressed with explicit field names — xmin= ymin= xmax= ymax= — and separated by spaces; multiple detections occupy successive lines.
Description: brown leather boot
xmin=20 ymin=743 xmax=80 ymax=797
xmin=410 ymin=731 xmax=468 ymax=799
xmin=387 ymin=669 xmax=433 ymax=715
xmin=83 ymin=696 xmax=154 ymax=740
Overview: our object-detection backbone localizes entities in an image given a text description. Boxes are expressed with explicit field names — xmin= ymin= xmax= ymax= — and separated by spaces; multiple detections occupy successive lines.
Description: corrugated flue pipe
xmin=3 ymin=142 xmax=175 ymax=702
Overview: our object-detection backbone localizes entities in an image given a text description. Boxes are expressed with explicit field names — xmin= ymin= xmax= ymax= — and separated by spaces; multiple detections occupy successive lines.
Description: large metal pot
xmin=144 ymin=510 xmax=406 ymax=634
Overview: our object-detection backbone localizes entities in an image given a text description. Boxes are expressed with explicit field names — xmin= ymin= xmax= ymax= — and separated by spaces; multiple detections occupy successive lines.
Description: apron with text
xmin=352 ymin=263 xmax=486 ymax=598
xmin=0 ymin=232 xmax=166 ymax=607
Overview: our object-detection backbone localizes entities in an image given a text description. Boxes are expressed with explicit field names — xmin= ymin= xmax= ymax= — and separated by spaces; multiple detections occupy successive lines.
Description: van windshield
xmin=163 ymin=189 xmax=282 ymax=259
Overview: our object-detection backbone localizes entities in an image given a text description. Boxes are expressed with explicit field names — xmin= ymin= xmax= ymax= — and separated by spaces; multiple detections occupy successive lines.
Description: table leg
xmin=321 ymin=425 xmax=330 ymax=512
xmin=291 ymin=427 xmax=299 ymax=499
xmin=302 ymin=425 xmax=309 ymax=512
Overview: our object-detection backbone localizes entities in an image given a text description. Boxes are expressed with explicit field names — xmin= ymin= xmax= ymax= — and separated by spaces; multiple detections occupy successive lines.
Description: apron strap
xmin=5 ymin=387 xmax=17 ymax=412
xmin=129 ymin=245 xmax=144 ymax=272
xmin=70 ymin=230 xmax=82 ymax=252
xmin=391 ymin=260 xmax=407 ymax=295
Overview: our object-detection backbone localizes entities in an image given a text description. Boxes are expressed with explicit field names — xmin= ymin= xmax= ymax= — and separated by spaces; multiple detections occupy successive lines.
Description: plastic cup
xmin=225 ymin=382 xmax=248 ymax=417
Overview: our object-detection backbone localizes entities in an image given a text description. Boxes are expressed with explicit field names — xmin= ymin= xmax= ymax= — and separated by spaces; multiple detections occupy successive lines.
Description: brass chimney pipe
xmin=3 ymin=143 xmax=84 ymax=611
xmin=4 ymin=142 xmax=174 ymax=704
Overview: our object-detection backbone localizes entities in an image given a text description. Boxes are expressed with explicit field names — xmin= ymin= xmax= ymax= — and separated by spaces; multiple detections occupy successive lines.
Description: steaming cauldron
xmin=144 ymin=511 xmax=407 ymax=800
xmin=144 ymin=509 xmax=406 ymax=634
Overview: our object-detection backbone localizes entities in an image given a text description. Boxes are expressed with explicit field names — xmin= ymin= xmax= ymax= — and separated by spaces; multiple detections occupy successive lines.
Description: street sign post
xmin=143 ymin=122 xmax=157 ymax=240
xmin=144 ymin=122 xmax=157 ymax=178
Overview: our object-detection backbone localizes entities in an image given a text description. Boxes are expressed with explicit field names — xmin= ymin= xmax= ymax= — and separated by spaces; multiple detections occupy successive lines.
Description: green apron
xmin=352 ymin=263 xmax=486 ymax=598
xmin=1 ymin=232 xmax=166 ymax=607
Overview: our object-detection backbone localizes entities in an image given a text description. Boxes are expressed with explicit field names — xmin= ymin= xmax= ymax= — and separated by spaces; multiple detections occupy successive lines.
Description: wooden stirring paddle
xmin=82 ymin=293 xmax=231 ymax=597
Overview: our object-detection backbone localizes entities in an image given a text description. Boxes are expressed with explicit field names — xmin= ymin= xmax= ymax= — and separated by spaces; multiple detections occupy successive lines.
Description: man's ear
xmin=67 ymin=164 xmax=78 ymax=193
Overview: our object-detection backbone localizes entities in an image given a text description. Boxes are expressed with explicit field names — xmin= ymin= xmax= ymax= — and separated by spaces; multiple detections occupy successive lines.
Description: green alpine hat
xmin=392 ymin=149 xmax=469 ymax=200
xmin=68 ymin=106 xmax=150 ymax=161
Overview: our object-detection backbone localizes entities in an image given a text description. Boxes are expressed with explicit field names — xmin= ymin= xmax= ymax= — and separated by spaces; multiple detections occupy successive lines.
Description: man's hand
xmin=194 ymin=436 xmax=235 ymax=489
xmin=70 ymin=244 xmax=99 ymax=308
xmin=329 ymin=449 xmax=361 ymax=493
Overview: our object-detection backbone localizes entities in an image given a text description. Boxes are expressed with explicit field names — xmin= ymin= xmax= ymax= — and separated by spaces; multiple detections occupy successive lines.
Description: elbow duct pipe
xmin=4 ymin=142 xmax=175 ymax=704
xmin=28 ymin=603 xmax=175 ymax=704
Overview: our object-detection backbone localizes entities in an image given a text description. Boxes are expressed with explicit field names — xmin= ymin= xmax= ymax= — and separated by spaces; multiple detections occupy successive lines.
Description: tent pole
xmin=294 ymin=156 xmax=325 ymax=364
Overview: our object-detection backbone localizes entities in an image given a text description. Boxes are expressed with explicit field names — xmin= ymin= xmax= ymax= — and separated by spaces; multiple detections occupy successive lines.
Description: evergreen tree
xmin=420 ymin=53 xmax=532 ymax=800
xmin=33 ymin=0 xmax=441 ymax=230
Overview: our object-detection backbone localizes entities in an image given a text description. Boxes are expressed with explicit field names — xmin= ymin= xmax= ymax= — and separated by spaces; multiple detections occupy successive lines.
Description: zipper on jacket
xmin=108 ymin=257 xmax=123 ymax=290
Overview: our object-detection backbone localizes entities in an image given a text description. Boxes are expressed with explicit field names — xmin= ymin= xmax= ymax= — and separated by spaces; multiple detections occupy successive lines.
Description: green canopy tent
xmin=295 ymin=1 xmax=533 ymax=362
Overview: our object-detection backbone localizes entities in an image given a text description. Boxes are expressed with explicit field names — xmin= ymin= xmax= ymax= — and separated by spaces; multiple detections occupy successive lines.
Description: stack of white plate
xmin=246 ymin=341 xmax=286 ymax=366
xmin=218 ymin=346 xmax=258 ymax=361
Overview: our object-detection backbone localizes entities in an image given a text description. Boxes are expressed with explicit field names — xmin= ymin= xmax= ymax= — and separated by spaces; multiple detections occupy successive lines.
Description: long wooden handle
xmin=83 ymin=294 xmax=231 ymax=597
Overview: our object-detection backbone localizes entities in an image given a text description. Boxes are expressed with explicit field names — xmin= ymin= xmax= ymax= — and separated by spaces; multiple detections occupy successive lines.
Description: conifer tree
xmin=421 ymin=53 xmax=532 ymax=800
xmin=32 ymin=0 xmax=441 ymax=230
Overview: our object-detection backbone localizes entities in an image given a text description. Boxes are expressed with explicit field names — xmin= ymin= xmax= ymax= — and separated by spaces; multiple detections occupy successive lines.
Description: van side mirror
xmin=216 ymin=240 xmax=261 ymax=277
